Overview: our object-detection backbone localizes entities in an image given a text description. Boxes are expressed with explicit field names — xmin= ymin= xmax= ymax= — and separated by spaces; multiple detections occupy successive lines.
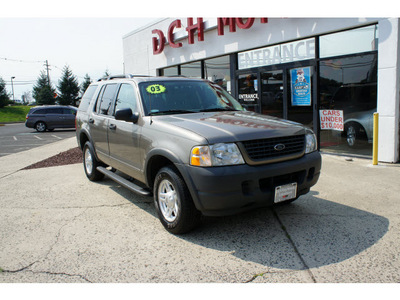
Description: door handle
xmin=109 ymin=124 xmax=117 ymax=130
xmin=89 ymin=118 xmax=94 ymax=124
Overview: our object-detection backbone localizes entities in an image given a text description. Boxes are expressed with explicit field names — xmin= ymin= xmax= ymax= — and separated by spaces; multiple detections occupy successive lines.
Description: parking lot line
xmin=51 ymin=135 xmax=62 ymax=140
xmin=34 ymin=135 xmax=43 ymax=140
xmin=13 ymin=136 xmax=17 ymax=141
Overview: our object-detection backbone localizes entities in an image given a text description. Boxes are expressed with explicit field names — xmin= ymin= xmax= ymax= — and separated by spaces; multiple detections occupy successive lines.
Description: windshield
xmin=138 ymin=80 xmax=244 ymax=116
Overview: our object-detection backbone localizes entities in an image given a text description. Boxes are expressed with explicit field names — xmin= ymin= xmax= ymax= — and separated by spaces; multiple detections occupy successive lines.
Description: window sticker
xmin=146 ymin=84 xmax=166 ymax=94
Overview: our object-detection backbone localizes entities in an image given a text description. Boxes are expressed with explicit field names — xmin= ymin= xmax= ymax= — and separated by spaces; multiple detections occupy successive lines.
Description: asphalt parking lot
xmin=0 ymin=137 xmax=399 ymax=284
xmin=0 ymin=123 xmax=76 ymax=157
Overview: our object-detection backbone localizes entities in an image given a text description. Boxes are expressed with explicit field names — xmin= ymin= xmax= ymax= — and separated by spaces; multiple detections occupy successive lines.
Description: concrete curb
xmin=0 ymin=137 xmax=78 ymax=178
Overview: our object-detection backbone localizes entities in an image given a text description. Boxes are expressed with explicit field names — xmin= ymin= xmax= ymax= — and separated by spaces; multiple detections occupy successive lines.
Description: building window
xmin=181 ymin=61 xmax=202 ymax=78
xmin=319 ymin=25 xmax=378 ymax=58
xmin=161 ymin=66 xmax=179 ymax=76
xmin=319 ymin=53 xmax=377 ymax=156
xmin=204 ymin=55 xmax=231 ymax=92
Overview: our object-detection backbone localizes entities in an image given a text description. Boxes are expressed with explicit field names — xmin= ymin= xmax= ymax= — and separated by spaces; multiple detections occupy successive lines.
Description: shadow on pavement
xmin=99 ymin=179 xmax=389 ymax=270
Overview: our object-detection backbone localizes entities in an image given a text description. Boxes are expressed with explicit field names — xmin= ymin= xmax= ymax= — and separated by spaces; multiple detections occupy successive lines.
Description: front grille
xmin=241 ymin=135 xmax=305 ymax=162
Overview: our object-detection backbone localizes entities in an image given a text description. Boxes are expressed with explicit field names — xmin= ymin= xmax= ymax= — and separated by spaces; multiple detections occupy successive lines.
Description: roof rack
xmin=97 ymin=74 xmax=153 ymax=81
xmin=163 ymin=75 xmax=187 ymax=78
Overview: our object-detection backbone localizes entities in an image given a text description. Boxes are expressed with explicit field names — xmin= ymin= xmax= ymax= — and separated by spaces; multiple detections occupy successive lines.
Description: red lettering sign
xmin=151 ymin=18 xmax=269 ymax=55
xmin=235 ymin=18 xmax=255 ymax=29
xmin=168 ymin=19 xmax=182 ymax=48
xmin=319 ymin=110 xmax=344 ymax=131
xmin=217 ymin=18 xmax=236 ymax=35
xmin=152 ymin=29 xmax=165 ymax=55
xmin=186 ymin=18 xmax=204 ymax=44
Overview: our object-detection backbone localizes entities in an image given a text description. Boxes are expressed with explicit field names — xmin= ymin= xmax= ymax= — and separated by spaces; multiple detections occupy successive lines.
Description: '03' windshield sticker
xmin=146 ymin=84 xmax=166 ymax=94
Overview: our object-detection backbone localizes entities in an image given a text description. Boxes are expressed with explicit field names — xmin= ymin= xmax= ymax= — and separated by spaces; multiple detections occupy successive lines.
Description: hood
xmin=155 ymin=111 xmax=306 ymax=144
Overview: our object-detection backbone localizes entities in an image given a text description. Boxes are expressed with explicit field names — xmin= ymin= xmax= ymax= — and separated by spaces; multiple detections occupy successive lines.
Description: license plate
xmin=274 ymin=183 xmax=297 ymax=203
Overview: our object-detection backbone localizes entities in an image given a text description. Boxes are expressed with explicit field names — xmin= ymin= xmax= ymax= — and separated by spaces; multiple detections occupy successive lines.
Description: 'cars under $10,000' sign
xmin=320 ymin=110 xmax=344 ymax=131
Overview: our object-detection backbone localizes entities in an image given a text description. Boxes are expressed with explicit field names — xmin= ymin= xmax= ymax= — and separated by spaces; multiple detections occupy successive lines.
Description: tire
xmin=154 ymin=166 xmax=201 ymax=234
xmin=35 ymin=121 xmax=47 ymax=132
xmin=82 ymin=141 xmax=104 ymax=181
xmin=345 ymin=123 xmax=366 ymax=148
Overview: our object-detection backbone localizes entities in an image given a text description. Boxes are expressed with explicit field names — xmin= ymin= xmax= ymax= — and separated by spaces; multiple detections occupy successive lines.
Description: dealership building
xmin=122 ymin=18 xmax=400 ymax=163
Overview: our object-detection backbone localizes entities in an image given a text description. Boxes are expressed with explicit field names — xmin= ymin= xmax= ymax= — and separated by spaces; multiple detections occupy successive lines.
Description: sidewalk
xmin=0 ymin=137 xmax=78 ymax=178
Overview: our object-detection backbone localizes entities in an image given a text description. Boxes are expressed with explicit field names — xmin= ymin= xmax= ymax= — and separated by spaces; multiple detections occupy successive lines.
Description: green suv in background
xmin=76 ymin=75 xmax=321 ymax=234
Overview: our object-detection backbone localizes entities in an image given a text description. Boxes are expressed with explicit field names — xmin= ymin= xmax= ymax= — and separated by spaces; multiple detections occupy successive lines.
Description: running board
xmin=97 ymin=166 xmax=151 ymax=196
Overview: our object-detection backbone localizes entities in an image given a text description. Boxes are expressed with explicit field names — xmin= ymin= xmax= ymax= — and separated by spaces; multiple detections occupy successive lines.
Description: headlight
xmin=305 ymin=130 xmax=317 ymax=153
xmin=190 ymin=143 xmax=244 ymax=167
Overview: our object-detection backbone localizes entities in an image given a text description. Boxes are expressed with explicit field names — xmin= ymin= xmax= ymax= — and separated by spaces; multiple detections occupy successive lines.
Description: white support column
xmin=377 ymin=18 xmax=400 ymax=163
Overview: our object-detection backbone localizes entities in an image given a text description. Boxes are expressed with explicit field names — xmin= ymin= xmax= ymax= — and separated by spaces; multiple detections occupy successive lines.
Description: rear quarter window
xmin=79 ymin=85 xmax=98 ymax=111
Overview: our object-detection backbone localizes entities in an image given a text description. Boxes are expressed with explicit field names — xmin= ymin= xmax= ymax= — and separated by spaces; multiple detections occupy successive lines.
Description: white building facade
xmin=123 ymin=18 xmax=400 ymax=162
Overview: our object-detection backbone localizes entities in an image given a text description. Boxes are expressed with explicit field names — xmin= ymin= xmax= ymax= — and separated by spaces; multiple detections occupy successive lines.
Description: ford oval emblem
xmin=274 ymin=143 xmax=286 ymax=151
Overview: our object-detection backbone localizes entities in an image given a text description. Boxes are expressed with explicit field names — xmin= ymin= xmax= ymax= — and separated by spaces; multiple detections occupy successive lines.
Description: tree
xmin=33 ymin=71 xmax=56 ymax=105
xmin=57 ymin=65 xmax=80 ymax=106
xmin=0 ymin=77 xmax=11 ymax=108
xmin=80 ymin=73 xmax=92 ymax=95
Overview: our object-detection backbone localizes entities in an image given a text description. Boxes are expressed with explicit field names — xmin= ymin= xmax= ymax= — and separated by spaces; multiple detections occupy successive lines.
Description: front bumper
xmin=176 ymin=151 xmax=321 ymax=216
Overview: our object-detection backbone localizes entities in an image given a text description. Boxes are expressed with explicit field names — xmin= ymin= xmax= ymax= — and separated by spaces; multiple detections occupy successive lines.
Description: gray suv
xmin=25 ymin=105 xmax=77 ymax=132
xmin=76 ymin=75 xmax=321 ymax=234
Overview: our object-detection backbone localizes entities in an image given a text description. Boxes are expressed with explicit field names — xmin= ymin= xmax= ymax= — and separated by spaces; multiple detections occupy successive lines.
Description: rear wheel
xmin=83 ymin=142 xmax=104 ymax=181
xmin=35 ymin=121 xmax=47 ymax=132
xmin=154 ymin=166 xmax=201 ymax=234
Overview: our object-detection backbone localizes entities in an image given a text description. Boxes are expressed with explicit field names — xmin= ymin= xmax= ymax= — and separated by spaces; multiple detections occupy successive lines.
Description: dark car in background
xmin=25 ymin=105 xmax=77 ymax=132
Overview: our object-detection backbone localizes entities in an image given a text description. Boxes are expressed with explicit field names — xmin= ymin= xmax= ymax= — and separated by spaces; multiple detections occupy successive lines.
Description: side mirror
xmin=115 ymin=108 xmax=139 ymax=123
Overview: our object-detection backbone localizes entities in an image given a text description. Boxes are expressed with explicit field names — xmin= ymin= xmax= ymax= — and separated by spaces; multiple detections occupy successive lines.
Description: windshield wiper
xmin=148 ymin=110 xmax=196 ymax=116
xmin=199 ymin=107 xmax=238 ymax=112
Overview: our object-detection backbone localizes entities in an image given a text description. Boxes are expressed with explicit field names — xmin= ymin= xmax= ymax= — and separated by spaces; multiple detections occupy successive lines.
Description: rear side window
xmin=32 ymin=109 xmax=45 ymax=115
xmin=97 ymin=84 xmax=118 ymax=115
xmin=79 ymin=85 xmax=98 ymax=111
xmin=63 ymin=108 xmax=77 ymax=115
xmin=46 ymin=108 xmax=63 ymax=114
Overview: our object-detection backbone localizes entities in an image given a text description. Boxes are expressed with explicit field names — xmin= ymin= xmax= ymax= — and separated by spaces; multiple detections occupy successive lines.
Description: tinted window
xmin=99 ymin=84 xmax=118 ymax=115
xmin=32 ymin=109 xmax=45 ymax=115
xmin=46 ymin=108 xmax=63 ymax=114
xmin=95 ymin=86 xmax=106 ymax=113
xmin=319 ymin=53 xmax=377 ymax=156
xmin=79 ymin=85 xmax=98 ymax=111
xmin=114 ymin=84 xmax=137 ymax=114
xmin=63 ymin=108 xmax=77 ymax=115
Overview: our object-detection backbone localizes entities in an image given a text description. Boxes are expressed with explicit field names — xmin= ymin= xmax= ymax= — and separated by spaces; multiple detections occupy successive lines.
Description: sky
xmin=1 ymin=0 xmax=397 ymax=102
xmin=0 ymin=17 xmax=159 ymax=101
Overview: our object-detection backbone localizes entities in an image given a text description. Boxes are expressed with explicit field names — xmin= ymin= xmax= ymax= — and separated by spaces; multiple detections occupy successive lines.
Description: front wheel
xmin=82 ymin=142 xmax=104 ymax=181
xmin=345 ymin=123 xmax=366 ymax=148
xmin=154 ymin=166 xmax=201 ymax=234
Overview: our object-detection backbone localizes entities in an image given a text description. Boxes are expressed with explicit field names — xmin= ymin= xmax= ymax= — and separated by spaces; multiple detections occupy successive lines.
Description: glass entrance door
xmin=287 ymin=66 xmax=314 ymax=129
xmin=260 ymin=70 xmax=284 ymax=118
xmin=237 ymin=73 xmax=259 ymax=112
xmin=236 ymin=62 xmax=316 ymax=131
